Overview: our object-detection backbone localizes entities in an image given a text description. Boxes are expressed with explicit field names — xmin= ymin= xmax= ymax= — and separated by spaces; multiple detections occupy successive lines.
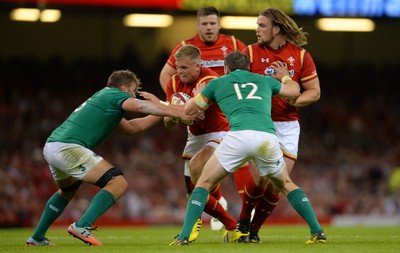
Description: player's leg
xmin=171 ymin=153 xmax=230 ymax=245
xmin=249 ymin=121 xmax=299 ymax=242
xmin=233 ymin=163 xmax=252 ymax=201
xmin=189 ymin=135 xmax=228 ymax=230
xmin=268 ymin=167 xmax=326 ymax=243
xmin=235 ymin=160 xmax=266 ymax=242
xmin=68 ymin=158 xmax=127 ymax=245
xmin=27 ymin=142 xmax=82 ymax=246
xmin=26 ymin=176 xmax=79 ymax=246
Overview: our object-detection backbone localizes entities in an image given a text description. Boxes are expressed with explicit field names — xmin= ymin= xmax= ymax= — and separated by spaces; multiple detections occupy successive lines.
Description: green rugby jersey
xmin=47 ymin=87 xmax=131 ymax=149
xmin=201 ymin=69 xmax=281 ymax=134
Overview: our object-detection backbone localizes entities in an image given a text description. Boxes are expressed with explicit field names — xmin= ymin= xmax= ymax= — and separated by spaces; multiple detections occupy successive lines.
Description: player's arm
xmin=159 ymin=63 xmax=177 ymax=93
xmin=289 ymin=78 xmax=320 ymax=107
xmin=278 ymin=77 xmax=301 ymax=100
xmin=116 ymin=116 xmax=162 ymax=135
xmin=122 ymin=96 xmax=203 ymax=123
xmin=185 ymin=93 xmax=210 ymax=115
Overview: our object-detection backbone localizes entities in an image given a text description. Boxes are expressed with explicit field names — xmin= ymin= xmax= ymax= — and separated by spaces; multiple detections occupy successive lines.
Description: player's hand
xmin=193 ymin=81 xmax=206 ymax=96
xmin=270 ymin=61 xmax=290 ymax=81
xmin=179 ymin=109 xmax=205 ymax=123
xmin=138 ymin=91 xmax=160 ymax=103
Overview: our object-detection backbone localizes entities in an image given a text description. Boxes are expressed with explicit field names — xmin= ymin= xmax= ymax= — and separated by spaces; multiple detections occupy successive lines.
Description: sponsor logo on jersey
xmin=200 ymin=59 xmax=224 ymax=68
xmin=261 ymin=58 xmax=270 ymax=63
xmin=302 ymin=197 xmax=309 ymax=202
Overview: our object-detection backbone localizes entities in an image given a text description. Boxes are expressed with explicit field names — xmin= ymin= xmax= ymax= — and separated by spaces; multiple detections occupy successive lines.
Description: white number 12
xmin=234 ymin=82 xmax=262 ymax=100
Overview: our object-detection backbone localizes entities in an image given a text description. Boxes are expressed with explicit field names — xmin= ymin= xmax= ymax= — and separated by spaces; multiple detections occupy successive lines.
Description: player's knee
xmin=59 ymin=180 xmax=82 ymax=200
xmin=94 ymin=167 xmax=124 ymax=188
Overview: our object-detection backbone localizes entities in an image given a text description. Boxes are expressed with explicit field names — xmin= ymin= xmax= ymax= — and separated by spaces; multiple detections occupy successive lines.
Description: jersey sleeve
xmin=266 ymin=76 xmax=282 ymax=96
xmin=165 ymin=77 xmax=176 ymax=101
xmin=300 ymin=50 xmax=318 ymax=83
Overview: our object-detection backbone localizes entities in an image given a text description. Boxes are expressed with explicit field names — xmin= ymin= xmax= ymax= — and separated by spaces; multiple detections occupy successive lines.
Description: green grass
xmin=1 ymin=225 xmax=399 ymax=253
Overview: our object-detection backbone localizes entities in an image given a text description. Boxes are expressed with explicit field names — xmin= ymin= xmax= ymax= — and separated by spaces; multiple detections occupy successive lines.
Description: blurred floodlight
xmin=10 ymin=8 xmax=40 ymax=22
xmin=316 ymin=18 xmax=375 ymax=32
xmin=123 ymin=14 xmax=173 ymax=27
xmin=40 ymin=9 xmax=61 ymax=22
xmin=10 ymin=8 xmax=61 ymax=22
xmin=221 ymin=16 xmax=257 ymax=30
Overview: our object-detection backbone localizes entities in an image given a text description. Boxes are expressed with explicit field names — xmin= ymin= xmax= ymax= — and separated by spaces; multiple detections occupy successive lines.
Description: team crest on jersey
xmin=220 ymin=46 xmax=228 ymax=56
xmin=288 ymin=56 xmax=295 ymax=66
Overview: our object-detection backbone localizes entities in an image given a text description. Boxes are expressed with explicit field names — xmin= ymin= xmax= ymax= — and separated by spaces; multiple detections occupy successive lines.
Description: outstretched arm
xmin=116 ymin=116 xmax=162 ymax=135
xmin=185 ymin=93 xmax=210 ymax=115
xmin=122 ymin=94 xmax=204 ymax=124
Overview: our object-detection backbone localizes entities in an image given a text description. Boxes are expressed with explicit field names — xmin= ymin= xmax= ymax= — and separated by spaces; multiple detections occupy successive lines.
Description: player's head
xmin=174 ymin=45 xmax=201 ymax=84
xmin=224 ymin=51 xmax=250 ymax=74
xmin=107 ymin=69 xmax=141 ymax=97
xmin=196 ymin=6 xmax=221 ymax=43
xmin=257 ymin=8 xmax=308 ymax=47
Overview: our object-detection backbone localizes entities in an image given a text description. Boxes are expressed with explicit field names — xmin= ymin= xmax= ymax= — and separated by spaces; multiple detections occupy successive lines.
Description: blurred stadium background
xmin=1 ymin=0 xmax=399 ymax=228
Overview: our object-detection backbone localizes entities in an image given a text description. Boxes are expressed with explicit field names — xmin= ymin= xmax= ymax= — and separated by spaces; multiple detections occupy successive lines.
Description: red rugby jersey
xmin=244 ymin=42 xmax=318 ymax=121
xmin=167 ymin=34 xmax=246 ymax=76
xmin=166 ymin=66 xmax=229 ymax=135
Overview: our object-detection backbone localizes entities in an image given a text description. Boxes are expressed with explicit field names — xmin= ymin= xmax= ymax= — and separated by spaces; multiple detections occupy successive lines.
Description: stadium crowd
xmin=1 ymin=55 xmax=399 ymax=228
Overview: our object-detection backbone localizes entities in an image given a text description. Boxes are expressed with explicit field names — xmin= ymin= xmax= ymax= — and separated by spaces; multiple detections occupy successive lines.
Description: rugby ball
xmin=170 ymin=92 xmax=193 ymax=125
xmin=170 ymin=92 xmax=191 ymax=105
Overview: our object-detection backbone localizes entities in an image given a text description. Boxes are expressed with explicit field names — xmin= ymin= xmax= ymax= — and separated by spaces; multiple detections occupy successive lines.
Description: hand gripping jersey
xmin=244 ymin=42 xmax=318 ymax=121
xmin=167 ymin=34 xmax=246 ymax=76
xmin=166 ymin=66 xmax=229 ymax=136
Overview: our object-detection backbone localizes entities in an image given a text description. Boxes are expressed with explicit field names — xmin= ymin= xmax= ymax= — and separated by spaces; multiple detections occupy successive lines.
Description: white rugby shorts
xmin=43 ymin=142 xmax=103 ymax=181
xmin=182 ymin=131 xmax=227 ymax=177
xmin=273 ymin=121 xmax=300 ymax=160
xmin=215 ymin=130 xmax=285 ymax=177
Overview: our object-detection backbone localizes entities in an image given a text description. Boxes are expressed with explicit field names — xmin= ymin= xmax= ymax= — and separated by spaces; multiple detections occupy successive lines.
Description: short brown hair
xmin=107 ymin=70 xmax=141 ymax=89
xmin=197 ymin=6 xmax=220 ymax=19
xmin=224 ymin=51 xmax=250 ymax=72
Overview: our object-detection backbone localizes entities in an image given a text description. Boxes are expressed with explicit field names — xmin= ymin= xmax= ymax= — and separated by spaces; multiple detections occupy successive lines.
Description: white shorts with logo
xmin=273 ymin=121 xmax=300 ymax=160
xmin=215 ymin=130 xmax=285 ymax=177
xmin=182 ymin=131 xmax=227 ymax=177
xmin=43 ymin=142 xmax=103 ymax=181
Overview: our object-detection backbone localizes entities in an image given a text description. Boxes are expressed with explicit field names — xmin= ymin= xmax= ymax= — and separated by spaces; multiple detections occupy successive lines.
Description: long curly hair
xmin=259 ymin=8 xmax=309 ymax=47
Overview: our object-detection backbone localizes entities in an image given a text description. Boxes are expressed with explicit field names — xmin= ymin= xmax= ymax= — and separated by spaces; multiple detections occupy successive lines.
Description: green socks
xmin=178 ymin=187 xmax=209 ymax=240
xmin=76 ymin=189 xmax=117 ymax=228
xmin=32 ymin=192 xmax=69 ymax=241
xmin=287 ymin=188 xmax=322 ymax=234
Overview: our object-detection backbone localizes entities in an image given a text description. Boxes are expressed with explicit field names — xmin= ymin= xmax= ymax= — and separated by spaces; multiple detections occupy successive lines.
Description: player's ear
xmin=273 ymin=25 xmax=280 ymax=35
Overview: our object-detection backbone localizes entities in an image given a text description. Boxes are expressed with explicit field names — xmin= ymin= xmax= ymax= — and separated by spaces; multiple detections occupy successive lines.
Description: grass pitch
xmin=1 ymin=225 xmax=399 ymax=253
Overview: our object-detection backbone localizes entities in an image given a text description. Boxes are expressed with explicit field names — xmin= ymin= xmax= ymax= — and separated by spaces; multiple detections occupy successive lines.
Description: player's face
xmin=122 ymin=82 xmax=138 ymax=97
xmin=256 ymin=15 xmax=277 ymax=47
xmin=176 ymin=57 xmax=200 ymax=84
xmin=197 ymin=15 xmax=221 ymax=43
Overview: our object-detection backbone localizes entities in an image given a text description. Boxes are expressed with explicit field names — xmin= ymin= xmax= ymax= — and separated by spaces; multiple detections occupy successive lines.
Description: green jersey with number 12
xmin=201 ymin=69 xmax=281 ymax=133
